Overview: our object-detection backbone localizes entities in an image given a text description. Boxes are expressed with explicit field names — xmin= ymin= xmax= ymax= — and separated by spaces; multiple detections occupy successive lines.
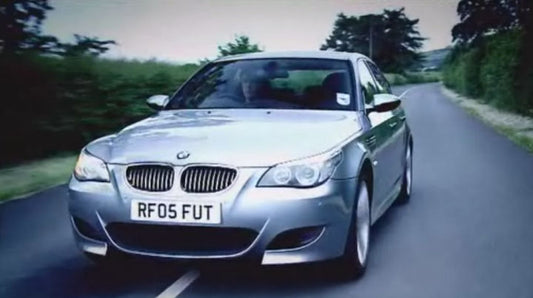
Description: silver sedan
xmin=68 ymin=51 xmax=413 ymax=278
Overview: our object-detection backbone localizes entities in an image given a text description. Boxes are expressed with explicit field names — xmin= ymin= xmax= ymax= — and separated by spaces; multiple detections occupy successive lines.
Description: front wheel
xmin=397 ymin=143 xmax=413 ymax=204
xmin=335 ymin=177 xmax=371 ymax=279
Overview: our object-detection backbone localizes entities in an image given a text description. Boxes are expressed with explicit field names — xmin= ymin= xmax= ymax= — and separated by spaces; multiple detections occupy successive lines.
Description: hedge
xmin=443 ymin=30 xmax=533 ymax=116
xmin=0 ymin=55 xmax=198 ymax=164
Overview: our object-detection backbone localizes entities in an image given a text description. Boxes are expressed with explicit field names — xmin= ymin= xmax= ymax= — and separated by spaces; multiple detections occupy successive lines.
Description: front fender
xmin=332 ymin=138 xmax=371 ymax=180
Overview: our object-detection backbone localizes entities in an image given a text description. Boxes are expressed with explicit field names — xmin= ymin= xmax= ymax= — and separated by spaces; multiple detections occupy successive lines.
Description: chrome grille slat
xmin=224 ymin=171 xmax=230 ymax=188
xmin=180 ymin=166 xmax=237 ymax=193
xmin=158 ymin=167 xmax=163 ymax=190
xmin=184 ymin=169 xmax=189 ymax=191
xmin=191 ymin=168 xmax=196 ymax=191
xmin=153 ymin=167 xmax=159 ymax=190
xmin=208 ymin=168 xmax=215 ymax=192
xmin=204 ymin=169 xmax=211 ymax=192
xmin=198 ymin=169 xmax=204 ymax=193
xmin=126 ymin=165 xmax=174 ymax=192
xmin=154 ymin=167 xmax=158 ymax=190
xmin=159 ymin=167 xmax=164 ymax=190
xmin=158 ymin=168 xmax=162 ymax=189
xmin=140 ymin=168 xmax=144 ymax=189
xmin=221 ymin=171 xmax=227 ymax=189
xmin=148 ymin=167 xmax=153 ymax=190
xmin=193 ymin=168 xmax=199 ymax=193
xmin=224 ymin=171 xmax=229 ymax=188
xmin=167 ymin=169 xmax=171 ymax=190
xmin=214 ymin=169 xmax=221 ymax=191
xmin=141 ymin=171 xmax=147 ymax=189
xmin=135 ymin=168 xmax=140 ymax=189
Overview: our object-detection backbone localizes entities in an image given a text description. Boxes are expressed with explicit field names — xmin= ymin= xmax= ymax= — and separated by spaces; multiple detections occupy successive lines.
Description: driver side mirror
xmin=146 ymin=95 xmax=169 ymax=110
xmin=367 ymin=93 xmax=401 ymax=113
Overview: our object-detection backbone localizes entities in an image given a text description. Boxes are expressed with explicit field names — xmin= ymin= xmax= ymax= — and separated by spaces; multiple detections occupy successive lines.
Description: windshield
xmin=166 ymin=58 xmax=355 ymax=111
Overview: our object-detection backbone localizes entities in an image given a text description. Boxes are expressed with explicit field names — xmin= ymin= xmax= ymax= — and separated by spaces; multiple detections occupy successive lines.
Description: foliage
xmin=57 ymin=34 xmax=116 ymax=57
xmin=479 ymin=31 xmax=522 ymax=109
xmin=443 ymin=47 xmax=484 ymax=98
xmin=0 ymin=0 xmax=54 ymax=53
xmin=443 ymin=30 xmax=533 ymax=115
xmin=452 ymin=0 xmax=531 ymax=44
xmin=217 ymin=35 xmax=262 ymax=57
xmin=0 ymin=0 xmax=115 ymax=56
xmin=0 ymin=55 xmax=199 ymax=164
xmin=385 ymin=71 xmax=441 ymax=86
xmin=320 ymin=8 xmax=425 ymax=72
xmin=0 ymin=154 xmax=76 ymax=201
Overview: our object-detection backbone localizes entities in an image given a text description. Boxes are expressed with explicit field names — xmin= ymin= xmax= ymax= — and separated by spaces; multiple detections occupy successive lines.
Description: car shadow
xmin=2 ymin=200 xmax=411 ymax=298
xmin=182 ymin=201 xmax=412 ymax=296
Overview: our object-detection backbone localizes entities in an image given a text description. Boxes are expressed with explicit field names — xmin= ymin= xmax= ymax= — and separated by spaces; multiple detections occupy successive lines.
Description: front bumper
xmin=68 ymin=165 xmax=357 ymax=265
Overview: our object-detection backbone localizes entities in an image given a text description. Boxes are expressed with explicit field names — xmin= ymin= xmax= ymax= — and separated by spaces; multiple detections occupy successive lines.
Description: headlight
xmin=258 ymin=150 xmax=343 ymax=187
xmin=74 ymin=150 xmax=110 ymax=182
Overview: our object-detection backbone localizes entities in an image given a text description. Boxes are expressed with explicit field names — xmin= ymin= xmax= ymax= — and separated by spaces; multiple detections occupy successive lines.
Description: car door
xmin=356 ymin=59 xmax=396 ymax=215
xmin=366 ymin=61 xmax=407 ymax=193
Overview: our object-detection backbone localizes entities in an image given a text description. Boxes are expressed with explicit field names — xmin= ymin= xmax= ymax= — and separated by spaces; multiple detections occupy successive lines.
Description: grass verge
xmin=442 ymin=85 xmax=533 ymax=154
xmin=493 ymin=126 xmax=533 ymax=153
xmin=0 ymin=154 xmax=77 ymax=202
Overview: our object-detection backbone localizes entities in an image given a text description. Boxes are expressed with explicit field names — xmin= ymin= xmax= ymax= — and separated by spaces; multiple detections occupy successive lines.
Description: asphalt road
xmin=2 ymin=83 xmax=533 ymax=297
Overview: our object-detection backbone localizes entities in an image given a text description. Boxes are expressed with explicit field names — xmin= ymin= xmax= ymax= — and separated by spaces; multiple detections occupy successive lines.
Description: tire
xmin=335 ymin=176 xmax=371 ymax=279
xmin=397 ymin=143 xmax=413 ymax=204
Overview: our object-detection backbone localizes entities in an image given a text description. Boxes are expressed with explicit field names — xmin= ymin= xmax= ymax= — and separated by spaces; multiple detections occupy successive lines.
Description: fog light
xmin=267 ymin=226 xmax=324 ymax=250
xmin=72 ymin=217 xmax=104 ymax=241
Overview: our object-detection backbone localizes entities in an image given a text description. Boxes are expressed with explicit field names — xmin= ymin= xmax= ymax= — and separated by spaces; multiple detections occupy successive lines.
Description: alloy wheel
xmin=356 ymin=182 xmax=370 ymax=266
xmin=406 ymin=146 xmax=412 ymax=196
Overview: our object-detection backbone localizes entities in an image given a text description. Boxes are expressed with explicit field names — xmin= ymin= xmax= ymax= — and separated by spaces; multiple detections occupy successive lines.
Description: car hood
xmin=87 ymin=109 xmax=362 ymax=167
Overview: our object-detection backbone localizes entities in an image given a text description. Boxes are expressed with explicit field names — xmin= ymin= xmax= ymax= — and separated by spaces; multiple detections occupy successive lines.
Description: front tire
xmin=336 ymin=176 xmax=371 ymax=279
xmin=397 ymin=143 xmax=412 ymax=204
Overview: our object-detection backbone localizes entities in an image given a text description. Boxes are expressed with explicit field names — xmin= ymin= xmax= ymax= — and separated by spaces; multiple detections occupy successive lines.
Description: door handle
xmin=388 ymin=121 xmax=398 ymax=128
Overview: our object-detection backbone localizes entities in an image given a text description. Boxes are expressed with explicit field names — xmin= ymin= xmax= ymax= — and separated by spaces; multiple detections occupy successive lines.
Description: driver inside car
xmin=238 ymin=68 xmax=271 ymax=103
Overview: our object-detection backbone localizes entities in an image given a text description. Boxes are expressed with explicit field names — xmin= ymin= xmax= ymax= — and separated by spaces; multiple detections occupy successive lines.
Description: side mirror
xmin=146 ymin=95 xmax=169 ymax=110
xmin=367 ymin=93 xmax=401 ymax=113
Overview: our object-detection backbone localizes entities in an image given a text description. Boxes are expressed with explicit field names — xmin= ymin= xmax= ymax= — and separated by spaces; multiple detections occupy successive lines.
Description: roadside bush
xmin=385 ymin=73 xmax=409 ymax=85
xmin=479 ymin=31 xmax=522 ymax=109
xmin=385 ymin=71 xmax=440 ymax=86
xmin=443 ymin=30 xmax=533 ymax=116
xmin=443 ymin=47 xmax=484 ymax=98
xmin=0 ymin=55 xmax=199 ymax=165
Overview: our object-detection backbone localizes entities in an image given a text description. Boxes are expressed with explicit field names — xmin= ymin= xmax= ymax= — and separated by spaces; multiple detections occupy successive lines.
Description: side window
xmin=367 ymin=62 xmax=391 ymax=94
xmin=357 ymin=60 xmax=378 ymax=106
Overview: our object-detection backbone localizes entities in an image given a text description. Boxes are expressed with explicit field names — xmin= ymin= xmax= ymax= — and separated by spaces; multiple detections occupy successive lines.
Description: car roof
xmin=214 ymin=51 xmax=368 ymax=62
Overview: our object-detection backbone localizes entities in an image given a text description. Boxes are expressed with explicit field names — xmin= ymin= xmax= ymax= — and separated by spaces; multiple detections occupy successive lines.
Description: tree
xmin=452 ymin=0 xmax=532 ymax=44
xmin=218 ymin=35 xmax=262 ymax=57
xmin=0 ymin=0 xmax=115 ymax=56
xmin=0 ymin=0 xmax=54 ymax=54
xmin=321 ymin=8 xmax=424 ymax=72
xmin=59 ymin=34 xmax=116 ymax=57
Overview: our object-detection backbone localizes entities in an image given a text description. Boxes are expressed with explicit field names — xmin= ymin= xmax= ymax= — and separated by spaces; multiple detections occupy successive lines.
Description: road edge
xmin=0 ymin=183 xmax=66 ymax=206
xmin=440 ymin=84 xmax=533 ymax=154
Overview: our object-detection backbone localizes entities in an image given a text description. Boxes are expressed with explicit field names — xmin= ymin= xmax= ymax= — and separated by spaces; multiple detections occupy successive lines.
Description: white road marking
xmin=156 ymin=270 xmax=200 ymax=298
xmin=399 ymin=86 xmax=417 ymax=99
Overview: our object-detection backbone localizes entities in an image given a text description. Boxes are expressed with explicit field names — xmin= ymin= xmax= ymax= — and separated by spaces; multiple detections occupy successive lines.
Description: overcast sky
xmin=43 ymin=0 xmax=459 ymax=63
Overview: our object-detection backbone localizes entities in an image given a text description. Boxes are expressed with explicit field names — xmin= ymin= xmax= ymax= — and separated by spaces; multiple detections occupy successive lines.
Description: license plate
xmin=130 ymin=200 xmax=221 ymax=224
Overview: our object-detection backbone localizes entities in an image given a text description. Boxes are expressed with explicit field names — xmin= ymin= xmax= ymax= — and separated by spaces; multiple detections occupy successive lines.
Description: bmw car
xmin=68 ymin=51 xmax=413 ymax=277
